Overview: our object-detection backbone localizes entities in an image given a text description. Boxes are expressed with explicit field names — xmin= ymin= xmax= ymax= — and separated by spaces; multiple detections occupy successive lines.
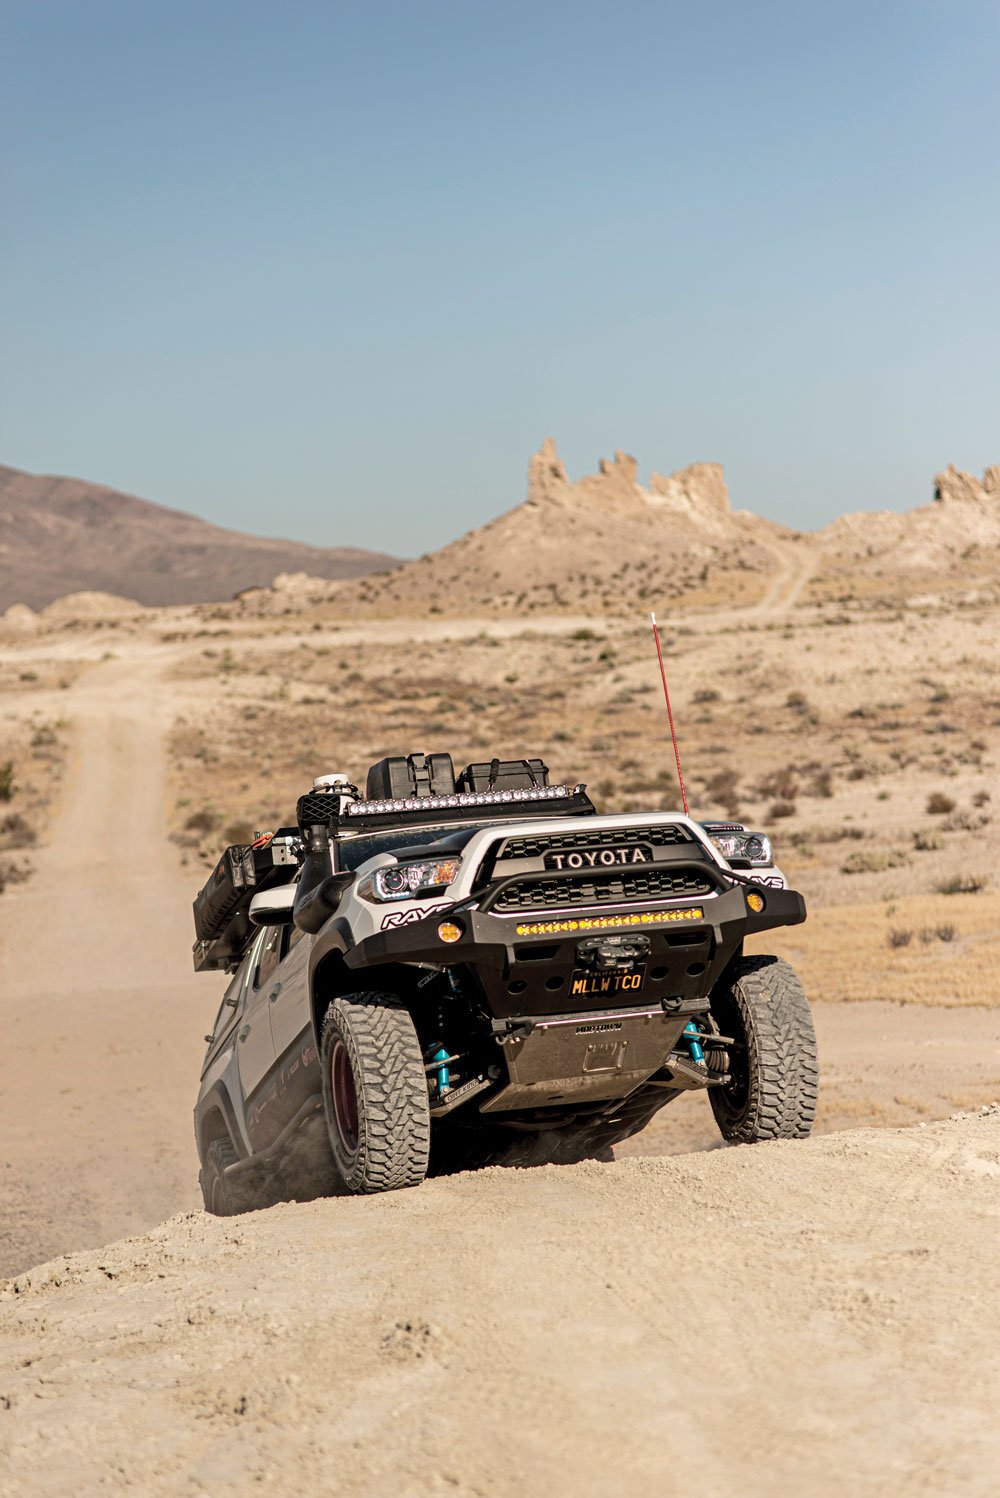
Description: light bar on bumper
xmin=347 ymin=784 xmax=581 ymax=816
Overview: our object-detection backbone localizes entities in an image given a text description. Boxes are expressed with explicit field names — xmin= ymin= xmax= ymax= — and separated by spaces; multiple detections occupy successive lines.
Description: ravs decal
xmin=380 ymin=903 xmax=450 ymax=930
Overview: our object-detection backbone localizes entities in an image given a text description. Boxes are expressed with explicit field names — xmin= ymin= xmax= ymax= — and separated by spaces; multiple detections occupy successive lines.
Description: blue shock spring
xmin=683 ymin=1020 xmax=705 ymax=1064
xmin=432 ymin=1045 xmax=451 ymax=1096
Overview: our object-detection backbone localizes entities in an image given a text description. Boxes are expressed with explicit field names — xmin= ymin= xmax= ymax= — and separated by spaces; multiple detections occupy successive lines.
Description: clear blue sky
xmin=3 ymin=0 xmax=998 ymax=555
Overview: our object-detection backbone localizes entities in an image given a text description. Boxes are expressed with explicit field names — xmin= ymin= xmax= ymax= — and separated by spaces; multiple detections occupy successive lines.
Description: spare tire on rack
xmin=708 ymin=954 xmax=819 ymax=1144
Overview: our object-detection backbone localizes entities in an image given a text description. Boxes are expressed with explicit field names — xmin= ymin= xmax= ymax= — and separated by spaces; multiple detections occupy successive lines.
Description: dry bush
xmin=0 ymin=813 xmax=37 ymax=849
xmin=0 ymin=761 xmax=14 ymax=802
xmin=888 ymin=928 xmax=913 ymax=949
xmin=768 ymin=800 xmax=797 ymax=819
xmin=757 ymin=767 xmax=799 ymax=800
xmin=934 ymin=875 xmax=986 ymax=895
xmin=920 ymin=924 xmax=957 ymax=944
xmin=222 ymin=820 xmax=257 ymax=845
xmin=184 ymin=808 xmax=220 ymax=834
xmin=913 ymin=829 xmax=943 ymax=852
xmin=942 ymin=809 xmax=988 ymax=833
xmin=926 ymin=792 xmax=957 ymax=815
xmin=841 ymin=849 xmax=910 ymax=875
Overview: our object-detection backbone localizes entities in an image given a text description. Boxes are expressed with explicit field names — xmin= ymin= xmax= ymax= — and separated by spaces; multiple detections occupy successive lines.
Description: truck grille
xmin=497 ymin=824 xmax=691 ymax=862
xmin=491 ymin=866 xmax=714 ymax=913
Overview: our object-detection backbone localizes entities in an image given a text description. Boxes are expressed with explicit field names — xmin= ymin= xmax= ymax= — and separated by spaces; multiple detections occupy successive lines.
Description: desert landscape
xmin=1 ymin=445 xmax=998 ymax=1494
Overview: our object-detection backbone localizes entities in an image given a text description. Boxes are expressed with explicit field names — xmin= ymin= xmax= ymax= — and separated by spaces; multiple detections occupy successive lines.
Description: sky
xmin=2 ymin=0 xmax=998 ymax=556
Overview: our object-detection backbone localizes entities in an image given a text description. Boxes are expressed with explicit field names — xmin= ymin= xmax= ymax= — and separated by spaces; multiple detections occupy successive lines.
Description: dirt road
xmin=3 ymin=1111 xmax=998 ymax=1498
xmin=0 ymin=654 xmax=207 ymax=1275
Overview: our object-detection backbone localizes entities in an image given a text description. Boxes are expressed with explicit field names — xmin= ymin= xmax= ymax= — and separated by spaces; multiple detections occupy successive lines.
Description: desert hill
xmin=808 ymin=463 xmax=1000 ymax=604
xmin=301 ymin=438 xmax=792 ymax=618
xmin=0 ymin=464 xmax=399 ymax=610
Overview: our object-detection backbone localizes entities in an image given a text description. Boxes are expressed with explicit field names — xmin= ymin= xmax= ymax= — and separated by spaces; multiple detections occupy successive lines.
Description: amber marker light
xmin=437 ymin=921 xmax=463 ymax=944
xmin=746 ymin=891 xmax=766 ymax=914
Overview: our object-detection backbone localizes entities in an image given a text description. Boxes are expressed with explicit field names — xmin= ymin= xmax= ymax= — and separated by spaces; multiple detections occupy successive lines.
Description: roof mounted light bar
xmin=346 ymin=784 xmax=581 ymax=817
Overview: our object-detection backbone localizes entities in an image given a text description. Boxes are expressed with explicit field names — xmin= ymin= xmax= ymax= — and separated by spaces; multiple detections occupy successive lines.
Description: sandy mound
xmin=3 ymin=1113 xmax=998 ymax=1497
xmin=0 ymin=603 xmax=37 ymax=634
xmin=40 ymin=589 xmax=144 ymax=621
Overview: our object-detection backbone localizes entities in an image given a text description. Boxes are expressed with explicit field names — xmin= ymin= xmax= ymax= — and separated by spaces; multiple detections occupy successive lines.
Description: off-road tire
xmin=200 ymin=1136 xmax=254 ymax=1216
xmin=709 ymin=954 xmax=818 ymax=1144
xmin=321 ymin=992 xmax=430 ymax=1193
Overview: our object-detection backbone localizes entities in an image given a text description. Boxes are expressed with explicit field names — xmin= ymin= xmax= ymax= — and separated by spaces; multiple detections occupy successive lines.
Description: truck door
xmin=237 ymin=924 xmax=283 ymax=1147
xmin=265 ymin=926 xmax=320 ymax=1128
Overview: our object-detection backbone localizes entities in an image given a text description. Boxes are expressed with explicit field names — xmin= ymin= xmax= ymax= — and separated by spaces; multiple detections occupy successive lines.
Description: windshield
xmin=334 ymin=822 xmax=492 ymax=872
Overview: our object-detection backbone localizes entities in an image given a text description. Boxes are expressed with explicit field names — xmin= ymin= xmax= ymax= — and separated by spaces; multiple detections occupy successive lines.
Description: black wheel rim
xmin=331 ymin=1039 xmax=360 ymax=1157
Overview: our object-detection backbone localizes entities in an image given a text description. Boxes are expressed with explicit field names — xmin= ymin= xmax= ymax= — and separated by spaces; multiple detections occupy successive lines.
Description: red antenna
xmin=650 ymin=611 xmax=689 ymax=815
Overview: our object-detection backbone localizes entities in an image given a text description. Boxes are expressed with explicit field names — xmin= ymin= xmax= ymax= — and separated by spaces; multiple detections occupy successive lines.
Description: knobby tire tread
xmin=322 ymin=992 xmax=430 ymax=1193
xmin=710 ymin=954 xmax=819 ymax=1144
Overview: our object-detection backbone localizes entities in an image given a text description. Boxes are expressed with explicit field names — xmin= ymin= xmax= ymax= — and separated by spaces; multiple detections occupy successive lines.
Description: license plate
xmin=569 ymin=965 xmax=646 ymax=999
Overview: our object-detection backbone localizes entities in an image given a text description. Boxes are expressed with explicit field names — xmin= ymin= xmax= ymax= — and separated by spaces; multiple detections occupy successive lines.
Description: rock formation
xmin=933 ymin=465 xmax=1000 ymax=506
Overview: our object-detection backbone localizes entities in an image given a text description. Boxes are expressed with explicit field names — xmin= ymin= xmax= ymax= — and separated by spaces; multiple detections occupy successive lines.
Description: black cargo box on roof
xmin=366 ymin=753 xmax=456 ymax=801
xmin=457 ymin=758 xmax=549 ymax=794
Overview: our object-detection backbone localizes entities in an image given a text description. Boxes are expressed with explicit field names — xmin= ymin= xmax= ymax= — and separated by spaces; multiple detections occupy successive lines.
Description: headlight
xmin=709 ymin=831 xmax=772 ymax=867
xmin=359 ymin=856 xmax=463 ymax=903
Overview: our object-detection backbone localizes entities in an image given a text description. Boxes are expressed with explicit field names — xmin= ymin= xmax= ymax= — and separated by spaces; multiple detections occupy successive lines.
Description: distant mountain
xmin=0 ymin=465 xmax=399 ymax=610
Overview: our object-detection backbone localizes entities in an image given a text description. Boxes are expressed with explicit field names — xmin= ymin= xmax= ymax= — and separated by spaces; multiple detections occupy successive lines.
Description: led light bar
xmin=347 ymin=784 xmax=580 ymax=816
xmin=514 ymin=908 xmax=704 ymax=937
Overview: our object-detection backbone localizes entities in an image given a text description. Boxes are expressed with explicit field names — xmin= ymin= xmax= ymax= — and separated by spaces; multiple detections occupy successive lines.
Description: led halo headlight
xmin=359 ymin=856 xmax=463 ymax=903
xmin=709 ymin=831 xmax=773 ymax=867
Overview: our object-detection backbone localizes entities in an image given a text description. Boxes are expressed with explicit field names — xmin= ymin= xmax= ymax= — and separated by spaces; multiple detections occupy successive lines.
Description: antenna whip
xmin=650 ymin=611 xmax=689 ymax=815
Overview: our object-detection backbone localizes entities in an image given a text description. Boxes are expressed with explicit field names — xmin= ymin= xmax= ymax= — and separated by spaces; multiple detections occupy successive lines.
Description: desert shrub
xmin=926 ymin=792 xmax=956 ymax=815
xmin=785 ymin=691 xmax=811 ymax=714
xmin=0 ymin=858 xmax=30 ymax=894
xmin=934 ymin=874 xmax=986 ymax=895
xmin=757 ymin=767 xmax=798 ymax=801
xmin=704 ymin=767 xmax=739 ymax=816
xmin=0 ymin=761 xmax=13 ymax=802
xmin=888 ymin=928 xmax=913 ymax=949
xmin=19 ymin=671 xmax=38 ymax=682
xmin=808 ymin=769 xmax=833 ymax=798
xmin=184 ymin=808 xmax=220 ymax=835
xmin=30 ymin=725 xmax=58 ymax=749
xmin=942 ymin=809 xmax=988 ymax=833
xmin=913 ymin=829 xmax=943 ymax=852
xmin=788 ymin=825 xmax=864 ymax=847
xmin=768 ymin=800 xmax=796 ymax=819
xmin=920 ymin=924 xmax=957 ymax=944
xmin=222 ymin=820 xmax=256 ymax=845
xmin=973 ymin=789 xmax=992 ymax=807
xmin=571 ymin=628 xmax=599 ymax=642
xmin=0 ymin=813 xmax=36 ymax=849
xmin=841 ymin=849 xmax=910 ymax=875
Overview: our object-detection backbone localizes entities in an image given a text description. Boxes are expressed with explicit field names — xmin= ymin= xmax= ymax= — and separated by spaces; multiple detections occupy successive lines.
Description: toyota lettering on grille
xmin=544 ymin=845 xmax=652 ymax=871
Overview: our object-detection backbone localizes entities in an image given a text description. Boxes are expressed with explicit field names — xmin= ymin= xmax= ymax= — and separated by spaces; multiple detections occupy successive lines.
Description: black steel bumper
xmin=344 ymin=884 xmax=806 ymax=1021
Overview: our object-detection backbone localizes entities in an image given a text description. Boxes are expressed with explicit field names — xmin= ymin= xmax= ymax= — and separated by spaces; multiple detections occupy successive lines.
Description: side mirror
xmin=249 ymin=885 xmax=296 ymax=926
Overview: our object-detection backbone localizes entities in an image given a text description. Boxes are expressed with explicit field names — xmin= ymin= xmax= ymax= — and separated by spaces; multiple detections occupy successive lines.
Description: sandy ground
xmin=2 ymin=1112 xmax=999 ymax=1498
xmin=1 ymin=624 xmax=999 ymax=1495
